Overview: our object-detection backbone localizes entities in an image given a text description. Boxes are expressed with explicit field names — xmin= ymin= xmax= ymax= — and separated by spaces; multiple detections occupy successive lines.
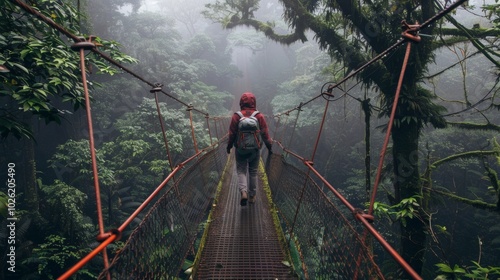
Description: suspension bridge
xmin=7 ymin=0 xmax=473 ymax=279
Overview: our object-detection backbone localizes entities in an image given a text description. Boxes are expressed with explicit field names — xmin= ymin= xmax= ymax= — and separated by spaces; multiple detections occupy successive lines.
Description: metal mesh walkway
xmin=194 ymin=154 xmax=296 ymax=279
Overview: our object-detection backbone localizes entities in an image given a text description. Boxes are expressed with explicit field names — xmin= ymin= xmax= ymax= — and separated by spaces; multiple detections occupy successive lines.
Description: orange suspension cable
xmin=287 ymin=103 xmax=303 ymax=149
xmin=117 ymin=149 xmax=205 ymax=233
xmin=213 ymin=118 xmax=220 ymax=141
xmin=187 ymin=104 xmax=199 ymax=153
xmin=152 ymin=86 xmax=197 ymax=239
xmin=152 ymin=85 xmax=174 ymax=172
xmin=272 ymin=115 xmax=281 ymax=144
xmin=10 ymin=0 xmax=80 ymax=41
xmin=206 ymin=115 xmax=213 ymax=146
xmin=303 ymin=159 xmax=422 ymax=280
xmin=271 ymin=36 xmax=404 ymax=118
xmin=369 ymin=41 xmax=414 ymax=216
xmin=310 ymin=99 xmax=330 ymax=163
xmin=70 ymin=39 xmax=110 ymax=279
xmin=276 ymin=138 xmax=423 ymax=279
xmin=277 ymin=112 xmax=290 ymax=145
xmin=58 ymin=234 xmax=117 ymax=280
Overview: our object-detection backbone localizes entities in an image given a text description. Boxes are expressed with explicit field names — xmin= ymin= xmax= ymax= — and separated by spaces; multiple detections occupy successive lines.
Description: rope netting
xmin=265 ymin=151 xmax=389 ymax=279
xmin=97 ymin=142 xmax=228 ymax=279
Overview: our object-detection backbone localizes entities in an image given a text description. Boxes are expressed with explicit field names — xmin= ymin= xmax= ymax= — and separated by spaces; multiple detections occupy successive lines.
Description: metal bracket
xmin=150 ymin=82 xmax=163 ymax=93
xmin=401 ymin=20 xmax=421 ymax=43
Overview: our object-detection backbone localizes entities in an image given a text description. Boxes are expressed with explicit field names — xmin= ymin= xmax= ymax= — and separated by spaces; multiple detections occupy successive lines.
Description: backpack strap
xmin=250 ymin=110 xmax=260 ymax=118
xmin=250 ymin=111 xmax=260 ymax=132
xmin=236 ymin=111 xmax=259 ymax=118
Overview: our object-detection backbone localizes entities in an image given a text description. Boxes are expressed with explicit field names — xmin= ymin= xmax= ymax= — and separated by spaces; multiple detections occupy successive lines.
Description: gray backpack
xmin=236 ymin=111 xmax=261 ymax=153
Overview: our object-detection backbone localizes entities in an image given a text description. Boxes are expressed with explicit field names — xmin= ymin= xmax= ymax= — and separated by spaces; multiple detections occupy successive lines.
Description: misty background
xmin=0 ymin=0 xmax=499 ymax=279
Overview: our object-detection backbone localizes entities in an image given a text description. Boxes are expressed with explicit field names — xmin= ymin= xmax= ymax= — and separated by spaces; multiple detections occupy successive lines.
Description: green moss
xmin=258 ymin=160 xmax=299 ymax=276
xmin=190 ymin=153 xmax=232 ymax=277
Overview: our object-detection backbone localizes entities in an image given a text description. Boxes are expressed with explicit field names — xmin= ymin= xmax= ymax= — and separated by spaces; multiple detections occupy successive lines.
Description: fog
xmin=1 ymin=0 xmax=498 ymax=278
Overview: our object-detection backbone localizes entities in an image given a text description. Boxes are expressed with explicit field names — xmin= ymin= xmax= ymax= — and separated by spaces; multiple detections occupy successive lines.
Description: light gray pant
xmin=235 ymin=150 xmax=260 ymax=197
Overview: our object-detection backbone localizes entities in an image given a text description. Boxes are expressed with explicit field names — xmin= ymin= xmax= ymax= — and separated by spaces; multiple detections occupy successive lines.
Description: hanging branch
xmin=430 ymin=150 xmax=499 ymax=168
xmin=429 ymin=188 xmax=497 ymax=211
xmin=424 ymin=144 xmax=500 ymax=212
xmin=446 ymin=121 xmax=500 ymax=132
xmin=434 ymin=0 xmax=500 ymax=69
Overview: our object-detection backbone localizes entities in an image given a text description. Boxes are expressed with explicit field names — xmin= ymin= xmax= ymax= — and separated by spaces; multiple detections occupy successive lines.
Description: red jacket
xmin=227 ymin=92 xmax=272 ymax=151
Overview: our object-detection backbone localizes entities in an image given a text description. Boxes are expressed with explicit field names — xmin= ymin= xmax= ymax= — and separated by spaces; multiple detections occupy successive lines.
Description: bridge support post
xmin=70 ymin=37 xmax=111 ymax=280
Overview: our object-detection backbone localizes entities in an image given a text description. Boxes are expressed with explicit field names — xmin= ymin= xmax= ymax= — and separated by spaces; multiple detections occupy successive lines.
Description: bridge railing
xmin=264 ymin=145 xmax=419 ymax=279
xmin=57 ymin=138 xmax=229 ymax=280
xmin=93 ymin=139 xmax=228 ymax=279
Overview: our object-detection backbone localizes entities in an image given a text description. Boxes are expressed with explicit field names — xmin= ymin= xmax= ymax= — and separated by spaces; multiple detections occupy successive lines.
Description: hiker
xmin=227 ymin=92 xmax=272 ymax=206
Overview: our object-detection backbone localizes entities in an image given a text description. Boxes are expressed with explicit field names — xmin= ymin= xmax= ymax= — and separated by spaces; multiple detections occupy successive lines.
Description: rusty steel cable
xmin=287 ymin=103 xmax=303 ymax=149
xmin=92 ymin=48 xmax=208 ymax=116
xmin=187 ymin=104 xmax=199 ymax=153
xmin=71 ymin=39 xmax=111 ymax=279
xmin=262 ymin=147 xmax=422 ymax=279
xmin=368 ymin=41 xmax=413 ymax=216
xmin=152 ymin=86 xmax=175 ymax=172
xmin=206 ymin=115 xmax=213 ymax=145
xmin=310 ymin=99 xmax=331 ymax=163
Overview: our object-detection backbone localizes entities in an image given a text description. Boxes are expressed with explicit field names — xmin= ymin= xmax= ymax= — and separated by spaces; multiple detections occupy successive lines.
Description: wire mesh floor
xmin=194 ymin=155 xmax=296 ymax=279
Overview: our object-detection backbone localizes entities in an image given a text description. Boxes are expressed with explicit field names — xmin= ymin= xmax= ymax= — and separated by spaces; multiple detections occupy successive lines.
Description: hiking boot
xmin=249 ymin=195 xmax=256 ymax=204
xmin=240 ymin=191 xmax=248 ymax=206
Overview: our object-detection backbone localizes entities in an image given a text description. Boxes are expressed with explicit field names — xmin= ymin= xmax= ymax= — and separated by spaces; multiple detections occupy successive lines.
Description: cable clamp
xmin=150 ymin=83 xmax=163 ymax=93
xmin=71 ymin=36 xmax=98 ymax=51
xmin=321 ymin=83 xmax=336 ymax=101
xmin=296 ymin=102 xmax=304 ymax=111
xmin=96 ymin=228 xmax=122 ymax=242
xmin=401 ymin=21 xmax=421 ymax=43
xmin=353 ymin=208 xmax=375 ymax=223
xmin=304 ymin=160 xmax=314 ymax=166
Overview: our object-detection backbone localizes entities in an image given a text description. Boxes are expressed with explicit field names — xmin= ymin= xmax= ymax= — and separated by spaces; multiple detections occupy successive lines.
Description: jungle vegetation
xmin=0 ymin=0 xmax=499 ymax=279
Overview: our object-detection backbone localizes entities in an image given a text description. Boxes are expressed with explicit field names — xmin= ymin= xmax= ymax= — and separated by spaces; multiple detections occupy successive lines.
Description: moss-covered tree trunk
xmin=392 ymin=115 xmax=425 ymax=276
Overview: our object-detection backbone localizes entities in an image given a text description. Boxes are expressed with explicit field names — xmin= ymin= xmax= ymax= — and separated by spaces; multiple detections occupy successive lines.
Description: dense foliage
xmin=0 ymin=0 xmax=498 ymax=279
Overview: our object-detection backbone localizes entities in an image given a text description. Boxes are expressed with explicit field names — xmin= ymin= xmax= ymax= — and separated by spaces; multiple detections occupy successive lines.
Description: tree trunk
xmin=392 ymin=120 xmax=425 ymax=276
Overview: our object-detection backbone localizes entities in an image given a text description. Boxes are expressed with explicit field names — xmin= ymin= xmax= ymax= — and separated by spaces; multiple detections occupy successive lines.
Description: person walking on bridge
xmin=227 ymin=92 xmax=272 ymax=206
